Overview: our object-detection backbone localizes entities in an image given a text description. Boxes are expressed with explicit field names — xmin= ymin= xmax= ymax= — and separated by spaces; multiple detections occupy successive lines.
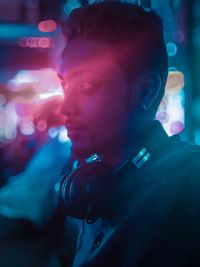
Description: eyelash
xmin=61 ymin=80 xmax=68 ymax=91
xmin=79 ymin=81 xmax=95 ymax=94
xmin=61 ymin=80 xmax=101 ymax=95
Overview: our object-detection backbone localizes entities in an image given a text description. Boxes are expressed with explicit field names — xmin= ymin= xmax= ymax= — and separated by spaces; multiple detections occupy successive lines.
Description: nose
xmin=61 ymin=89 xmax=79 ymax=118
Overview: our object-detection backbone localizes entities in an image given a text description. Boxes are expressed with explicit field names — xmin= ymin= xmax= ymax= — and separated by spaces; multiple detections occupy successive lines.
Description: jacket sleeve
xmin=138 ymin=145 xmax=200 ymax=267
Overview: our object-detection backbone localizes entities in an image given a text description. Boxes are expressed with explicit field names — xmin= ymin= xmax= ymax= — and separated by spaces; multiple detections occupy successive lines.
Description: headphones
xmin=58 ymin=121 xmax=169 ymax=223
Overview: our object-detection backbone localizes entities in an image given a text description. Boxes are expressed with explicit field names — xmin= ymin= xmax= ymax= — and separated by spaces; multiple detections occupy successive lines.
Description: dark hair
xmin=62 ymin=1 xmax=168 ymax=115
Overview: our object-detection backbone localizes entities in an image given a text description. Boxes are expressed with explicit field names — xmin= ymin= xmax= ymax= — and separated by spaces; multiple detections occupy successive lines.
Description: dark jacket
xmin=71 ymin=129 xmax=200 ymax=267
xmin=0 ymin=123 xmax=200 ymax=267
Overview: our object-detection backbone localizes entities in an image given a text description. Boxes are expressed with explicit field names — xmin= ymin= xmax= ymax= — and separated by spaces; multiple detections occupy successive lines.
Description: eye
xmin=60 ymin=79 xmax=68 ymax=91
xmin=79 ymin=81 xmax=96 ymax=94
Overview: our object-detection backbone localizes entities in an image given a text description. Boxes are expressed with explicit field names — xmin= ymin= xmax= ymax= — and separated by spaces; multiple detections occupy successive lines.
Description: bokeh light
xmin=64 ymin=0 xmax=81 ymax=15
xmin=18 ymin=37 xmax=54 ymax=49
xmin=173 ymin=30 xmax=184 ymax=43
xmin=48 ymin=127 xmax=58 ymax=138
xmin=170 ymin=121 xmax=184 ymax=135
xmin=58 ymin=127 xmax=70 ymax=143
xmin=38 ymin=20 xmax=57 ymax=33
xmin=20 ymin=121 xmax=35 ymax=136
xmin=37 ymin=120 xmax=47 ymax=132
xmin=0 ymin=69 xmax=64 ymax=144
xmin=156 ymin=71 xmax=185 ymax=136
xmin=165 ymin=71 xmax=185 ymax=93
xmin=168 ymin=66 xmax=178 ymax=72
xmin=156 ymin=111 xmax=170 ymax=124
xmin=166 ymin=42 xmax=178 ymax=57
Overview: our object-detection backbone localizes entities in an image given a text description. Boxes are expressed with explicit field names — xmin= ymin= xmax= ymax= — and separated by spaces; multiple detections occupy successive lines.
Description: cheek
xmin=83 ymin=93 xmax=128 ymax=141
xmin=102 ymin=106 xmax=128 ymax=138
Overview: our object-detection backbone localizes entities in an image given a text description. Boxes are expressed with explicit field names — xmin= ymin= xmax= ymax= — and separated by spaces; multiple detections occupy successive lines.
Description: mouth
xmin=66 ymin=124 xmax=85 ymax=139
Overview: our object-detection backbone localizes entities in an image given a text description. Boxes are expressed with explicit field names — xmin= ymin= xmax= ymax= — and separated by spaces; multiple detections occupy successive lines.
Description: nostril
xmin=60 ymin=88 xmax=79 ymax=116
xmin=61 ymin=101 xmax=79 ymax=117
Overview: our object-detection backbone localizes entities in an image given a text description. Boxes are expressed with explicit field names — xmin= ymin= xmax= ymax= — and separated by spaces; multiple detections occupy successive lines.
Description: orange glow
xmin=165 ymin=71 xmax=184 ymax=93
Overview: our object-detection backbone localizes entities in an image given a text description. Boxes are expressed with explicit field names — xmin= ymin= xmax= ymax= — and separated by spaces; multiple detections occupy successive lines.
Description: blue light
xmin=192 ymin=27 xmax=200 ymax=49
xmin=54 ymin=182 xmax=60 ymax=193
xmin=166 ymin=42 xmax=178 ymax=57
xmin=64 ymin=0 xmax=81 ymax=15
xmin=168 ymin=66 xmax=178 ymax=72
xmin=0 ymin=24 xmax=52 ymax=40
xmin=58 ymin=127 xmax=70 ymax=143
xmin=48 ymin=127 xmax=58 ymax=138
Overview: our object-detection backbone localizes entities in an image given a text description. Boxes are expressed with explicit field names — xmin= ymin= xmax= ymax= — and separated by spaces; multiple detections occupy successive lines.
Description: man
xmin=0 ymin=2 xmax=200 ymax=267
xmin=58 ymin=1 xmax=200 ymax=267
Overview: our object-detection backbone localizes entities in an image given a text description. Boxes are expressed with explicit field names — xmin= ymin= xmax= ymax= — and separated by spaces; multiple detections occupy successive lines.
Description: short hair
xmin=62 ymin=1 xmax=168 ymax=115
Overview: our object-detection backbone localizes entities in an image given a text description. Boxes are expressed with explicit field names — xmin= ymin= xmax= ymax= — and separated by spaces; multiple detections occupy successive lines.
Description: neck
xmin=93 ymin=133 xmax=143 ymax=168
xmin=73 ymin=121 xmax=152 ymax=167
xmin=100 ymin=120 xmax=152 ymax=167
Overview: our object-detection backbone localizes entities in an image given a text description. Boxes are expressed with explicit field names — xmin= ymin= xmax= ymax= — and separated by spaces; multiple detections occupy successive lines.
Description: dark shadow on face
xmin=59 ymin=39 xmax=139 ymax=161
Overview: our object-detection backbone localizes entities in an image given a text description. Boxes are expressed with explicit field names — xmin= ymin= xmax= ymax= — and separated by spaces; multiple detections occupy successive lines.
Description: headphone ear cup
xmin=60 ymin=161 xmax=111 ymax=220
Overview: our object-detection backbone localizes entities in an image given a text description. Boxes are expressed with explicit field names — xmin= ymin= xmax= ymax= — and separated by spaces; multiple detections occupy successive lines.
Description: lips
xmin=66 ymin=123 xmax=85 ymax=139
xmin=67 ymin=129 xmax=83 ymax=140
xmin=67 ymin=125 xmax=83 ymax=131
xmin=66 ymin=123 xmax=85 ymax=131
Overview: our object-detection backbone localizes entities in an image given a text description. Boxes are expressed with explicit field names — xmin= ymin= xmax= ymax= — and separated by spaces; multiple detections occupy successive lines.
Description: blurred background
xmin=0 ymin=0 xmax=199 ymax=183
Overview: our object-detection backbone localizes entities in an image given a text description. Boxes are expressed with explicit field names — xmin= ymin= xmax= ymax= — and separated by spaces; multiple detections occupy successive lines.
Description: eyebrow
xmin=57 ymin=73 xmax=64 ymax=81
xmin=58 ymin=69 xmax=102 ymax=82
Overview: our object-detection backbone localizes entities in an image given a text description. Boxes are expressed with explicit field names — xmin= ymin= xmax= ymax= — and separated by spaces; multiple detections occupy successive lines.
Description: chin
xmin=71 ymin=142 xmax=95 ymax=159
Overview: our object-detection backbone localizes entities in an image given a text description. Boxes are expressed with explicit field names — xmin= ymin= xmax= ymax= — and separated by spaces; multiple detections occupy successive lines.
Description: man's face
xmin=59 ymin=39 xmax=138 ymax=159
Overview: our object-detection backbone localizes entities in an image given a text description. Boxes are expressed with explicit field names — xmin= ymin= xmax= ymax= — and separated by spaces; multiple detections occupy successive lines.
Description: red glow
xmin=18 ymin=37 xmax=27 ymax=47
xmin=38 ymin=20 xmax=57 ymax=32
xmin=170 ymin=121 xmax=184 ymax=135
xmin=18 ymin=37 xmax=53 ymax=49
xmin=37 ymin=120 xmax=47 ymax=132
xmin=38 ymin=37 xmax=50 ymax=48
xmin=27 ymin=37 xmax=36 ymax=48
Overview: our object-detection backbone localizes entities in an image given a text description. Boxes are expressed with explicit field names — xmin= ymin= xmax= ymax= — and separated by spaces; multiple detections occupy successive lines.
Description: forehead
xmin=59 ymin=39 xmax=123 ymax=80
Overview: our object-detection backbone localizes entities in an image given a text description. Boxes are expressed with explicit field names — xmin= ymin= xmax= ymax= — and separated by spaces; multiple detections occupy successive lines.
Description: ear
xmin=139 ymin=72 xmax=162 ymax=111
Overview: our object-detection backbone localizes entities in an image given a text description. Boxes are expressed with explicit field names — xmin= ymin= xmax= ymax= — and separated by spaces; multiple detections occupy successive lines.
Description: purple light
xmin=48 ymin=127 xmax=58 ymax=138
xmin=20 ymin=121 xmax=35 ymax=136
xmin=0 ymin=94 xmax=7 ymax=106
xmin=170 ymin=121 xmax=184 ymax=135
xmin=173 ymin=30 xmax=184 ymax=43
xmin=156 ymin=111 xmax=170 ymax=124
xmin=37 ymin=120 xmax=47 ymax=132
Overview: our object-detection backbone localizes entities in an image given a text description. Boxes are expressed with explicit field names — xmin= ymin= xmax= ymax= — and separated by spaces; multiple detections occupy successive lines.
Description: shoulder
xmin=151 ymin=138 xmax=200 ymax=178
xmin=161 ymin=141 xmax=200 ymax=227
